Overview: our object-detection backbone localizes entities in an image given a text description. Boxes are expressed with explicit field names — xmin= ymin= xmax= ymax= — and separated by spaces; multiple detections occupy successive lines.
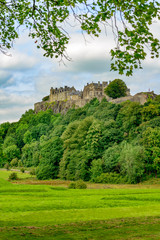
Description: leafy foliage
xmin=119 ymin=143 xmax=145 ymax=183
xmin=1 ymin=96 xmax=160 ymax=183
xmin=42 ymin=95 xmax=49 ymax=101
xmin=36 ymin=136 xmax=63 ymax=180
xmin=104 ymin=79 xmax=127 ymax=99
xmin=8 ymin=172 xmax=18 ymax=180
xmin=95 ymin=172 xmax=127 ymax=184
xmin=0 ymin=1 xmax=160 ymax=75
xmin=68 ymin=180 xmax=87 ymax=189
xmin=3 ymin=145 xmax=20 ymax=162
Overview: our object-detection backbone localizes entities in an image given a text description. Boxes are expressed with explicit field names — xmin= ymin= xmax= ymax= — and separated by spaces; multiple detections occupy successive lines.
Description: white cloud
xmin=0 ymin=19 xmax=160 ymax=124
xmin=0 ymin=52 xmax=38 ymax=71
xmin=0 ymin=90 xmax=38 ymax=124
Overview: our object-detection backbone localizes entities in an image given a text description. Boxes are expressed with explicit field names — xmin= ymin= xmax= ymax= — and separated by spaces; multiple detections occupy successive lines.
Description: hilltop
xmin=0 ymin=90 xmax=160 ymax=183
xmin=34 ymin=81 xmax=156 ymax=114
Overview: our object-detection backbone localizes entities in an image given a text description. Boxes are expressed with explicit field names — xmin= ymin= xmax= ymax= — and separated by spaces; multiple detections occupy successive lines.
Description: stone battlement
xmin=34 ymin=81 xmax=155 ymax=114
xmin=49 ymin=81 xmax=117 ymax=103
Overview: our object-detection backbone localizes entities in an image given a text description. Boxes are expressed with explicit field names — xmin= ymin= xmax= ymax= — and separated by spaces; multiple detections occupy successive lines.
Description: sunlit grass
xmin=1 ymin=170 xmax=160 ymax=239
xmin=0 ymin=176 xmax=160 ymax=227
xmin=0 ymin=169 xmax=32 ymax=180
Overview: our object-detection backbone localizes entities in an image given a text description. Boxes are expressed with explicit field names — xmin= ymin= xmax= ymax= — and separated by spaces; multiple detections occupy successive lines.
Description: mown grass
xmin=0 ymin=169 xmax=32 ymax=180
xmin=1 ymin=170 xmax=160 ymax=239
xmin=1 ymin=216 xmax=160 ymax=240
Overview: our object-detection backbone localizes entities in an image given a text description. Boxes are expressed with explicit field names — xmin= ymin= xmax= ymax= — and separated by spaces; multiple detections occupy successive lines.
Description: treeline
xmin=0 ymin=96 xmax=160 ymax=183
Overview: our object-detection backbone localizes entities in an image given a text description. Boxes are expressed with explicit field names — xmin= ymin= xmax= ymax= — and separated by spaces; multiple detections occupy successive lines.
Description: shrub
xmin=42 ymin=95 xmax=49 ymax=101
xmin=8 ymin=172 xmax=18 ymax=180
xmin=18 ymin=160 xmax=23 ymax=167
xmin=10 ymin=158 xmax=18 ymax=167
xmin=95 ymin=172 xmax=128 ymax=184
xmin=30 ymin=168 xmax=36 ymax=175
xmin=20 ymin=167 xmax=25 ymax=173
xmin=68 ymin=180 xmax=87 ymax=189
xmin=4 ymin=163 xmax=10 ymax=170
xmin=36 ymin=165 xmax=54 ymax=180
xmin=75 ymin=180 xmax=87 ymax=189
xmin=68 ymin=182 xmax=76 ymax=189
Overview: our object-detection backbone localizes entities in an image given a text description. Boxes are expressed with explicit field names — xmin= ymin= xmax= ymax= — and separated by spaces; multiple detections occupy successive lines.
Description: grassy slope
xmin=1 ymin=171 xmax=160 ymax=239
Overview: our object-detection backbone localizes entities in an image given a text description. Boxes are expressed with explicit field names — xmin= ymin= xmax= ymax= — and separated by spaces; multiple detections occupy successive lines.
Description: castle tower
xmin=102 ymin=81 xmax=108 ymax=96
xmin=49 ymin=87 xmax=54 ymax=101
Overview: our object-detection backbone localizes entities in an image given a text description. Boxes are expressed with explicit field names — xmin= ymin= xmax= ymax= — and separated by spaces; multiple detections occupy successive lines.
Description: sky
xmin=0 ymin=19 xmax=160 ymax=124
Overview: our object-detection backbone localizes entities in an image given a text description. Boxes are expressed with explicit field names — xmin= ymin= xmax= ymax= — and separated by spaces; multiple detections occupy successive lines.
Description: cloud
xmin=0 ymin=49 xmax=38 ymax=72
xmin=0 ymin=106 xmax=29 ymax=124
xmin=0 ymin=20 xmax=160 ymax=124
xmin=0 ymin=90 xmax=38 ymax=124
xmin=0 ymin=71 xmax=13 ymax=87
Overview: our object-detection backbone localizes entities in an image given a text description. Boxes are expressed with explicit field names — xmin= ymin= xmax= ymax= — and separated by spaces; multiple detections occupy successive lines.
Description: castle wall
xmin=83 ymin=82 xmax=105 ymax=100
xmin=110 ymin=96 xmax=135 ymax=104
xmin=50 ymin=91 xmax=68 ymax=102
xmin=67 ymin=95 xmax=81 ymax=101
xmin=34 ymin=81 xmax=156 ymax=114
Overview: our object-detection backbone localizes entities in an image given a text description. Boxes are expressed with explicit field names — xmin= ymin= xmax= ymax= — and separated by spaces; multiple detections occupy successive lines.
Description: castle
xmin=49 ymin=81 xmax=110 ymax=102
xmin=34 ymin=81 xmax=156 ymax=113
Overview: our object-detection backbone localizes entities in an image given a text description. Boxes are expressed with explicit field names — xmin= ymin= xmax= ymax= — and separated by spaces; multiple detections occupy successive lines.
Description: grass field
xmin=1 ymin=170 xmax=160 ymax=239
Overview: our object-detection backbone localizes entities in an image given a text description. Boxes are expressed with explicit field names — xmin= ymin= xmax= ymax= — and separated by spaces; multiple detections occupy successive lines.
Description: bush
xmin=36 ymin=165 xmax=54 ymax=180
xmin=68 ymin=180 xmax=87 ymax=189
xmin=18 ymin=160 xmax=23 ymax=167
xmin=42 ymin=95 xmax=49 ymax=101
xmin=8 ymin=172 xmax=18 ymax=180
xmin=75 ymin=180 xmax=87 ymax=189
xmin=4 ymin=163 xmax=10 ymax=170
xmin=95 ymin=172 xmax=128 ymax=184
xmin=30 ymin=168 xmax=36 ymax=175
xmin=68 ymin=182 xmax=76 ymax=189
xmin=20 ymin=167 xmax=25 ymax=173
xmin=10 ymin=158 xmax=18 ymax=167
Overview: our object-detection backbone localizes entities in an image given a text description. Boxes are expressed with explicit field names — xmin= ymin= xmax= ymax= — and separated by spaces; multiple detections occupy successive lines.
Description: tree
xmin=103 ymin=143 xmax=122 ymax=173
xmin=141 ymin=127 xmax=160 ymax=175
xmin=119 ymin=143 xmax=145 ymax=183
xmin=23 ymin=130 xmax=33 ymax=144
xmin=0 ymin=122 xmax=10 ymax=140
xmin=84 ymin=120 xmax=103 ymax=158
xmin=3 ymin=145 xmax=20 ymax=162
xmin=3 ymin=136 xmax=17 ymax=149
xmin=90 ymin=159 xmax=104 ymax=182
xmin=141 ymin=104 xmax=159 ymax=121
xmin=116 ymin=101 xmax=142 ymax=131
xmin=59 ymin=117 xmax=93 ymax=180
xmin=104 ymin=79 xmax=127 ymax=99
xmin=0 ymin=0 xmax=160 ymax=76
xmin=36 ymin=136 xmax=63 ymax=179
xmin=0 ymin=136 xmax=6 ymax=167
xmin=21 ymin=141 xmax=40 ymax=167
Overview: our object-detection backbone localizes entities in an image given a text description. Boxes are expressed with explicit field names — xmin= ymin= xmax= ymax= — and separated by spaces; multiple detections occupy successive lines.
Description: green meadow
xmin=1 ymin=171 xmax=160 ymax=239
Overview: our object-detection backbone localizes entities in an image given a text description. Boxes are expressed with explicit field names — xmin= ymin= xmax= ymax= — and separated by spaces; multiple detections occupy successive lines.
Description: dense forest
xmin=1 ymin=95 xmax=160 ymax=184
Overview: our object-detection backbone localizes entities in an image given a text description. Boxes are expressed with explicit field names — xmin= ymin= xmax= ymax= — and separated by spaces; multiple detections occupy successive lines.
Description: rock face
xmin=34 ymin=81 xmax=156 ymax=113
